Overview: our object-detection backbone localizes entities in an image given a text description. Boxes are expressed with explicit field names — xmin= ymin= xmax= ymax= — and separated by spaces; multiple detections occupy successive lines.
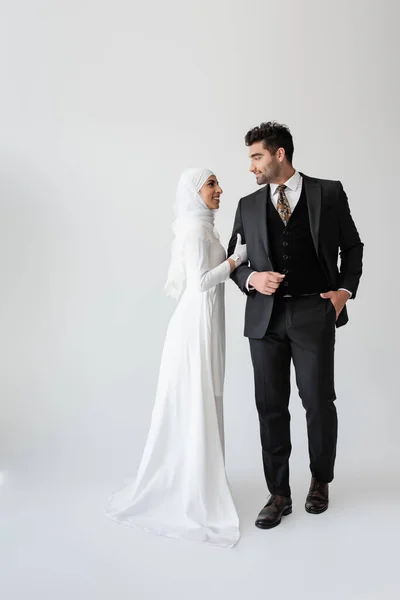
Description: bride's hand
xmin=234 ymin=233 xmax=247 ymax=264
xmin=228 ymin=233 xmax=248 ymax=270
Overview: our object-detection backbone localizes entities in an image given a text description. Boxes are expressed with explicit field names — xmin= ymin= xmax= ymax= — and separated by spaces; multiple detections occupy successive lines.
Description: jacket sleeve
xmin=227 ymin=199 xmax=253 ymax=294
xmin=337 ymin=182 xmax=364 ymax=298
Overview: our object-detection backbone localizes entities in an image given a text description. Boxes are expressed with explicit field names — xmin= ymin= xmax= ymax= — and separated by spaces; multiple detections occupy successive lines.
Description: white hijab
xmin=164 ymin=168 xmax=217 ymax=298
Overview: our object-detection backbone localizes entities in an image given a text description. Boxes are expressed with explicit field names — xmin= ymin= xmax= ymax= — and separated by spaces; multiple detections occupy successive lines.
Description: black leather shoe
xmin=305 ymin=477 xmax=329 ymax=514
xmin=255 ymin=494 xmax=292 ymax=529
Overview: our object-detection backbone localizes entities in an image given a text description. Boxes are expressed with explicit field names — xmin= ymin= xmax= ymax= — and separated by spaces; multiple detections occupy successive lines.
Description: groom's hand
xmin=249 ymin=271 xmax=285 ymax=295
xmin=320 ymin=290 xmax=350 ymax=320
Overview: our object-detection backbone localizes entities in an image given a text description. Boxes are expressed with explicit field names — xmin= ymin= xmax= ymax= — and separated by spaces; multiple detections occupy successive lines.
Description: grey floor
xmin=1 ymin=465 xmax=399 ymax=600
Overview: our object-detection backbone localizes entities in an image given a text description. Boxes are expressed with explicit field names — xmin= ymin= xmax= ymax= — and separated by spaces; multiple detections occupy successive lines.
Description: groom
xmin=228 ymin=121 xmax=363 ymax=529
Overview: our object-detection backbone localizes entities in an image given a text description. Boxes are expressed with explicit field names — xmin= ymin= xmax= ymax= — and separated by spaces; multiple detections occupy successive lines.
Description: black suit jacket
xmin=228 ymin=174 xmax=364 ymax=339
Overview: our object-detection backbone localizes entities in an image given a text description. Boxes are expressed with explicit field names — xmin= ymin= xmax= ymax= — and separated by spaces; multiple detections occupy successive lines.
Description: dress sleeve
xmin=184 ymin=230 xmax=231 ymax=293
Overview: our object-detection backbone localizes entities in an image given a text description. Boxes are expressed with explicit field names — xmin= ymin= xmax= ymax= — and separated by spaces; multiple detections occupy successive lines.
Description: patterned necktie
xmin=276 ymin=184 xmax=291 ymax=226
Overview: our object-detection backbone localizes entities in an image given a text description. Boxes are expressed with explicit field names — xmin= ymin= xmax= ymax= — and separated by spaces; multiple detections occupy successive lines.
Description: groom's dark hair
xmin=245 ymin=121 xmax=294 ymax=164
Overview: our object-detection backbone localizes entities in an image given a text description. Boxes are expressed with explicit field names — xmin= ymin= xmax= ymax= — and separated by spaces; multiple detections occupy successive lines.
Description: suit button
xmin=283 ymin=241 xmax=288 ymax=246
xmin=283 ymin=269 xmax=289 ymax=274
xmin=283 ymin=281 xmax=289 ymax=286
xmin=283 ymin=255 xmax=289 ymax=260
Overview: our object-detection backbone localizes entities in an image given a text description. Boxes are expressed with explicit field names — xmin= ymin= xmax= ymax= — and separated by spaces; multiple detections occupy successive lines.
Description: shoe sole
xmin=255 ymin=506 xmax=292 ymax=529
xmin=305 ymin=504 xmax=328 ymax=514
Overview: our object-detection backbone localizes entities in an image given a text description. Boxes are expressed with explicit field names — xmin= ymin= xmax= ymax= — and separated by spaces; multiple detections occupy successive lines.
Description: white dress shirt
xmin=245 ymin=171 xmax=352 ymax=297
xmin=270 ymin=169 xmax=303 ymax=212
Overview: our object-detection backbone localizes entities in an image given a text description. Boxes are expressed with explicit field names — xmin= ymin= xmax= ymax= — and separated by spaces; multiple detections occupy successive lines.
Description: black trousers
xmin=249 ymin=295 xmax=338 ymax=497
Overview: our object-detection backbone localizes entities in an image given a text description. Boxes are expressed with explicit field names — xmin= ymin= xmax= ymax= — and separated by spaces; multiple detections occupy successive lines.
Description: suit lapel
xmin=255 ymin=176 xmax=321 ymax=260
xmin=257 ymin=184 xmax=271 ymax=258
xmin=302 ymin=174 xmax=321 ymax=257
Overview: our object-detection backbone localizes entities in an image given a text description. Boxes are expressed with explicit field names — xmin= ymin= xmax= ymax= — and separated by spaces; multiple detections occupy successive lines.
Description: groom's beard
xmin=256 ymin=162 xmax=281 ymax=185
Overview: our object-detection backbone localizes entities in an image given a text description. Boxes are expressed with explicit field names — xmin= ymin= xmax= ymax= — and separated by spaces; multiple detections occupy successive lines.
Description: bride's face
xmin=199 ymin=175 xmax=223 ymax=210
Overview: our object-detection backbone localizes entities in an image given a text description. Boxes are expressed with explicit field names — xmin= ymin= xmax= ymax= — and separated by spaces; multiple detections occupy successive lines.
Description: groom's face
xmin=249 ymin=142 xmax=281 ymax=185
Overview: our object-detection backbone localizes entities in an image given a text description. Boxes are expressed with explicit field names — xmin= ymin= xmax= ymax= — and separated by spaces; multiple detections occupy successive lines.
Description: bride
xmin=106 ymin=168 xmax=247 ymax=547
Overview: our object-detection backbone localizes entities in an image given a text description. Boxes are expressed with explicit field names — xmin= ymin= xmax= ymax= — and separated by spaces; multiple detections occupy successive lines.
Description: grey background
xmin=1 ymin=1 xmax=399 ymax=598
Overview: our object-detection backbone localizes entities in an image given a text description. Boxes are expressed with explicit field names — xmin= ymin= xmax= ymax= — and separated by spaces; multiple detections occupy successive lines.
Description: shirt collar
xmin=271 ymin=170 xmax=302 ymax=195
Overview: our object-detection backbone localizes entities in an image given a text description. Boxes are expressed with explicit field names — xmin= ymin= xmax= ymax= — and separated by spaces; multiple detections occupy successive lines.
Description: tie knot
xmin=277 ymin=184 xmax=287 ymax=192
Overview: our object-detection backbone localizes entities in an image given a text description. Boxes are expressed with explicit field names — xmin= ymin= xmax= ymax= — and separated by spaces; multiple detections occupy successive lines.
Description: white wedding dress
xmin=106 ymin=223 xmax=240 ymax=547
